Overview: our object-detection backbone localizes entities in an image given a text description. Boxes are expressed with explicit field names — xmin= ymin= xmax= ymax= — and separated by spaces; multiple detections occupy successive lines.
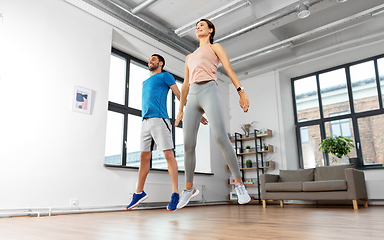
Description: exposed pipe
xmin=215 ymin=0 xmax=324 ymax=43
xmin=86 ymin=0 xmax=197 ymax=54
xmin=228 ymin=3 xmax=384 ymax=66
xmin=131 ymin=0 xmax=158 ymax=15
xmin=229 ymin=42 xmax=293 ymax=65
xmin=175 ymin=0 xmax=251 ymax=37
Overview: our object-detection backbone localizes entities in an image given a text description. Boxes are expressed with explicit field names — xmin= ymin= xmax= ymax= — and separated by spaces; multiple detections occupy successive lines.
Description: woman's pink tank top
xmin=188 ymin=44 xmax=219 ymax=84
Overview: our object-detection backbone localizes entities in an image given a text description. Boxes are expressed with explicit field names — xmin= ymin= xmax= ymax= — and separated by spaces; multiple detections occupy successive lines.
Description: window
xmin=357 ymin=115 xmax=384 ymax=166
xmin=105 ymin=48 xmax=184 ymax=170
xmin=298 ymin=119 xmax=309 ymax=143
xmin=299 ymin=124 xmax=322 ymax=168
xmin=294 ymin=76 xmax=320 ymax=122
xmin=329 ymin=112 xmax=351 ymax=138
xmin=319 ymin=68 xmax=350 ymax=117
xmin=300 ymin=127 xmax=309 ymax=143
xmin=292 ymin=54 xmax=384 ymax=169
xmin=325 ymin=116 xmax=356 ymax=166
xmin=377 ymin=58 xmax=384 ymax=106
xmin=350 ymin=61 xmax=380 ymax=113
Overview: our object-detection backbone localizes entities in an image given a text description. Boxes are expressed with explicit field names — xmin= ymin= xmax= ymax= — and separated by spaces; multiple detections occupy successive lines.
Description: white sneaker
xmin=177 ymin=187 xmax=200 ymax=209
xmin=235 ymin=183 xmax=251 ymax=204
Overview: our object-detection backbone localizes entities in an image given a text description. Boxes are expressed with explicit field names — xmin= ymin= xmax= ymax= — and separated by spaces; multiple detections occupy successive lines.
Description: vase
xmin=246 ymin=162 xmax=252 ymax=168
xmin=349 ymin=157 xmax=363 ymax=169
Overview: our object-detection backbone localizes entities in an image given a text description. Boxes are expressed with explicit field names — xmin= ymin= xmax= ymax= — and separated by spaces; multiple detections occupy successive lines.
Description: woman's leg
xmin=183 ymin=92 xmax=204 ymax=185
xmin=177 ymin=91 xmax=203 ymax=209
xmin=199 ymin=83 xmax=250 ymax=204
xmin=199 ymin=83 xmax=242 ymax=180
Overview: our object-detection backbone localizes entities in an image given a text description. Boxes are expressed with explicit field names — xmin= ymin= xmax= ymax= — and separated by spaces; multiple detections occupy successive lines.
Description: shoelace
xmin=236 ymin=184 xmax=245 ymax=195
xmin=181 ymin=188 xmax=192 ymax=198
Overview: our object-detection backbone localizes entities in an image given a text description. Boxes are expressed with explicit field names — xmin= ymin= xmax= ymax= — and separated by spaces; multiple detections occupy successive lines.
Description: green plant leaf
xmin=319 ymin=135 xmax=355 ymax=162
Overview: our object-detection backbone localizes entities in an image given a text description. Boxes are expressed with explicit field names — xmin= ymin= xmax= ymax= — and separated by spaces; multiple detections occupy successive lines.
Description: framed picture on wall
xmin=72 ymin=86 xmax=93 ymax=114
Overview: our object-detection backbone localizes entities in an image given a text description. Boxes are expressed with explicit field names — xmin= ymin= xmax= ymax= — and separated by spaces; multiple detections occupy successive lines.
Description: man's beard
xmin=149 ymin=63 xmax=159 ymax=71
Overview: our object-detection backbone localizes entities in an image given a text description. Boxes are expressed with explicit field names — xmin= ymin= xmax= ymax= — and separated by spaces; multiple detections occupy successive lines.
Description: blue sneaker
xmin=166 ymin=192 xmax=179 ymax=212
xmin=126 ymin=191 xmax=148 ymax=210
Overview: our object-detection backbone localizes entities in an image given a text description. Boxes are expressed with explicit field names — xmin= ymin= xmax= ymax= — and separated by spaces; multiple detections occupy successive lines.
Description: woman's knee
xmin=214 ymin=133 xmax=231 ymax=148
xmin=183 ymin=137 xmax=197 ymax=151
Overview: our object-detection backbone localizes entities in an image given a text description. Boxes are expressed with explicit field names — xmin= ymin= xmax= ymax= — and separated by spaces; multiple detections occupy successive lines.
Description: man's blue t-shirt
xmin=142 ymin=72 xmax=176 ymax=119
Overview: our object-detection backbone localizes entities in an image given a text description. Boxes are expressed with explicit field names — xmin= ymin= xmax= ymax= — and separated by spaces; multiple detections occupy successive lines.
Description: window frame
xmin=292 ymin=53 xmax=384 ymax=169
xmin=105 ymin=48 xmax=185 ymax=171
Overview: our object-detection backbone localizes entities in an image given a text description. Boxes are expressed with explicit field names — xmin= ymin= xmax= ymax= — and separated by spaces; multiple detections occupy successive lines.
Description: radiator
xmin=366 ymin=180 xmax=384 ymax=200
xmin=141 ymin=183 xmax=203 ymax=203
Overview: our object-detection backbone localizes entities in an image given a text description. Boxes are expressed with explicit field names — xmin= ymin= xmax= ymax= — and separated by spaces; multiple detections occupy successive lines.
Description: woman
xmin=175 ymin=19 xmax=251 ymax=209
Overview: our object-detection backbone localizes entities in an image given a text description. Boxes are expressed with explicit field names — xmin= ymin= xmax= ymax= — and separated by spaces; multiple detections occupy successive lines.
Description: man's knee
xmin=140 ymin=151 xmax=152 ymax=161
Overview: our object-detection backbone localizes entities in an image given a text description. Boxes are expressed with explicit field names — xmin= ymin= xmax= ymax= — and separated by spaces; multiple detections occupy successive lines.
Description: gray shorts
xmin=140 ymin=117 xmax=174 ymax=152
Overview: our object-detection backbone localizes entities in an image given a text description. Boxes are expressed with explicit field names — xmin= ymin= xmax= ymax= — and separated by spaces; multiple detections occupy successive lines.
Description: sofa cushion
xmin=302 ymin=180 xmax=347 ymax=192
xmin=265 ymin=182 xmax=303 ymax=192
xmin=279 ymin=168 xmax=314 ymax=182
xmin=314 ymin=164 xmax=355 ymax=181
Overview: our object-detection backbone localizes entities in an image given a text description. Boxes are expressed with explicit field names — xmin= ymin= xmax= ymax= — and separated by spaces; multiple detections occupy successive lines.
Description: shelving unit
xmin=229 ymin=129 xmax=274 ymax=204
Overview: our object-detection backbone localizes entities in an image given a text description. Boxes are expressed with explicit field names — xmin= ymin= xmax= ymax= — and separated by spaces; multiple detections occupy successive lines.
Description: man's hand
xmin=175 ymin=111 xmax=183 ymax=127
xmin=200 ymin=116 xmax=208 ymax=125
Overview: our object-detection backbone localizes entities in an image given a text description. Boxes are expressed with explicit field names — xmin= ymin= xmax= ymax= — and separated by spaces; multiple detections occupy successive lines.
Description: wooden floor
xmin=1 ymin=204 xmax=383 ymax=240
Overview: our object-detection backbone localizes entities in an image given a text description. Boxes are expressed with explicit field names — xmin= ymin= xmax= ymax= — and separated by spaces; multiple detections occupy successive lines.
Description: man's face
xmin=148 ymin=56 xmax=161 ymax=71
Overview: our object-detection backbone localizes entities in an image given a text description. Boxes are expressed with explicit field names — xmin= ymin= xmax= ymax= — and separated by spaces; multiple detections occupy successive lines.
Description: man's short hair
xmin=151 ymin=54 xmax=165 ymax=70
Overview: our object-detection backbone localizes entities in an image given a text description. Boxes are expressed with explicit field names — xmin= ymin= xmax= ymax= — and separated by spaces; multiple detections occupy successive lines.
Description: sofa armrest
xmin=345 ymin=168 xmax=368 ymax=201
xmin=260 ymin=174 xmax=279 ymax=200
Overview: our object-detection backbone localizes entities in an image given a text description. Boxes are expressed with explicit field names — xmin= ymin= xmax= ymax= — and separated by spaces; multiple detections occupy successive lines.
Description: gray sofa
xmin=260 ymin=164 xmax=368 ymax=209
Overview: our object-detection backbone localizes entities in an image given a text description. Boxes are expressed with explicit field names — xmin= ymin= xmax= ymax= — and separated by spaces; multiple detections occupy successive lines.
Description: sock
xmin=185 ymin=187 xmax=193 ymax=192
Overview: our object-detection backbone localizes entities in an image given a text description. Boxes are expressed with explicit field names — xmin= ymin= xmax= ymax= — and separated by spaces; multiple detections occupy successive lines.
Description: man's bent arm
xmin=170 ymin=84 xmax=181 ymax=101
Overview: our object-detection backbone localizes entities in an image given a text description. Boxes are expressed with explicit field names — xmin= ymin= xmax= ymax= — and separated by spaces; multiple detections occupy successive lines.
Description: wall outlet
xmin=70 ymin=199 xmax=78 ymax=207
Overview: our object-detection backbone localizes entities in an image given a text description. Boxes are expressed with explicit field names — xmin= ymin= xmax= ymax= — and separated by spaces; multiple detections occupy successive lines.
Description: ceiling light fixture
xmin=174 ymin=0 xmax=251 ymax=37
xmin=228 ymin=42 xmax=293 ymax=65
xmin=297 ymin=3 xmax=310 ymax=19
xmin=336 ymin=0 xmax=348 ymax=3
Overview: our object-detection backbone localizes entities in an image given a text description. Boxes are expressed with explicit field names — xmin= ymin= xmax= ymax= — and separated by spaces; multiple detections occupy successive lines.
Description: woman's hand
xmin=200 ymin=116 xmax=208 ymax=125
xmin=239 ymin=91 xmax=250 ymax=112
xmin=175 ymin=110 xmax=184 ymax=127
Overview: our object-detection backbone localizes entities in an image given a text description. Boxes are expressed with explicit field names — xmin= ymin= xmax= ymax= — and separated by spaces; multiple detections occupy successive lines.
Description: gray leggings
xmin=183 ymin=80 xmax=241 ymax=182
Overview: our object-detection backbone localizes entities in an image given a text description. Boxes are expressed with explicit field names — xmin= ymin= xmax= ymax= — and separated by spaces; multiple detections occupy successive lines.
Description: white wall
xmin=229 ymin=71 xmax=281 ymax=175
xmin=0 ymin=0 xmax=230 ymax=210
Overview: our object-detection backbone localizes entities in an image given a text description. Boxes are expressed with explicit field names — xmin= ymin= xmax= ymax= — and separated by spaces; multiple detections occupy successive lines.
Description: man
xmin=126 ymin=54 xmax=208 ymax=211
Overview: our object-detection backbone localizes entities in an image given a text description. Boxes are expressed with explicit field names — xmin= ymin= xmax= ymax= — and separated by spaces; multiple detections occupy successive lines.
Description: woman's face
xmin=195 ymin=21 xmax=212 ymax=39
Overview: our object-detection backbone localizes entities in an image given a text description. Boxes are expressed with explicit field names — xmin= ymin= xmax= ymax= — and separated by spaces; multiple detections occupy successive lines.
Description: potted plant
xmin=246 ymin=160 xmax=252 ymax=168
xmin=263 ymin=143 xmax=268 ymax=151
xmin=319 ymin=135 xmax=358 ymax=166
xmin=240 ymin=121 xmax=256 ymax=137
xmin=245 ymin=145 xmax=251 ymax=153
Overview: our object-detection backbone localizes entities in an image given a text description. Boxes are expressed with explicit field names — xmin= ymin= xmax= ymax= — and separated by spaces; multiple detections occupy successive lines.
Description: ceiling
xmin=85 ymin=0 xmax=384 ymax=80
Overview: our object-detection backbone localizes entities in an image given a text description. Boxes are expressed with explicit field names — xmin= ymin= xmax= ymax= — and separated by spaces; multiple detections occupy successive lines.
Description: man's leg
xmin=163 ymin=149 xmax=178 ymax=193
xmin=135 ymin=151 xmax=152 ymax=193
xmin=164 ymin=149 xmax=180 ymax=211
xmin=126 ymin=151 xmax=152 ymax=210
